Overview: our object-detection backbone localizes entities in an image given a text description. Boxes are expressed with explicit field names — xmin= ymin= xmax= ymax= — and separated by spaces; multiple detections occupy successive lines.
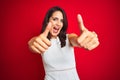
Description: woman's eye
xmin=53 ymin=18 xmax=57 ymax=21
xmin=52 ymin=17 xmax=63 ymax=23
xmin=61 ymin=19 xmax=63 ymax=23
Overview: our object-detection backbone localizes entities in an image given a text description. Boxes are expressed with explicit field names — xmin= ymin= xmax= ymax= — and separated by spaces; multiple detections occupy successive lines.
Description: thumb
xmin=77 ymin=14 xmax=87 ymax=32
xmin=42 ymin=22 xmax=52 ymax=37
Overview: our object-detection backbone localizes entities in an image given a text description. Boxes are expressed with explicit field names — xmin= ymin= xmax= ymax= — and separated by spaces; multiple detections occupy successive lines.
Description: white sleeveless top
xmin=41 ymin=35 xmax=80 ymax=80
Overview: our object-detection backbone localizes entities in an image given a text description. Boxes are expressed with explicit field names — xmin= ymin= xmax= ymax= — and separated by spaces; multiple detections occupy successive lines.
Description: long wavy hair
xmin=41 ymin=6 xmax=68 ymax=47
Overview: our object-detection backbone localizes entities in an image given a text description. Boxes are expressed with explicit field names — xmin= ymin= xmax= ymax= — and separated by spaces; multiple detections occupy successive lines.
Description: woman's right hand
xmin=28 ymin=23 xmax=52 ymax=54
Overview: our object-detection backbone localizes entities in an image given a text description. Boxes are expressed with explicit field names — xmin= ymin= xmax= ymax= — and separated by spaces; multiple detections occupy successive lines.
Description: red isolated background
xmin=0 ymin=0 xmax=120 ymax=80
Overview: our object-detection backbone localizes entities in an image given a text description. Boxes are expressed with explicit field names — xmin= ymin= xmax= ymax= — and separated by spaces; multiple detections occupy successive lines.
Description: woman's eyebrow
xmin=51 ymin=16 xmax=63 ymax=20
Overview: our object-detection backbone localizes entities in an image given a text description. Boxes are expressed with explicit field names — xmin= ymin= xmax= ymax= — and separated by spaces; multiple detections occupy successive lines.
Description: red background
xmin=0 ymin=0 xmax=120 ymax=80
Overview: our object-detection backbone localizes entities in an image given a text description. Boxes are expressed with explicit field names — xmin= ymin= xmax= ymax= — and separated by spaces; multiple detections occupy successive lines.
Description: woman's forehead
xmin=51 ymin=11 xmax=63 ymax=18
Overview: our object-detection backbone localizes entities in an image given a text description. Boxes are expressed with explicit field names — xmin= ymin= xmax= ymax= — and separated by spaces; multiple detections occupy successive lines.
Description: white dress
xmin=41 ymin=35 xmax=80 ymax=80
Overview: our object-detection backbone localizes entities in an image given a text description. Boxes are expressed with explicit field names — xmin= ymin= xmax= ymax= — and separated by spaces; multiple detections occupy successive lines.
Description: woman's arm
xmin=68 ymin=33 xmax=79 ymax=47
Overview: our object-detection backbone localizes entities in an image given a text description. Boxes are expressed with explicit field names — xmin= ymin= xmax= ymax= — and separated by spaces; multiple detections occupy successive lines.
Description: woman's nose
xmin=56 ymin=21 xmax=61 ymax=26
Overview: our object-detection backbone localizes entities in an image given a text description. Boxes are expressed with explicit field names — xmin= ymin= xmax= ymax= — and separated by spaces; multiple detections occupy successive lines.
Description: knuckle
xmin=35 ymin=37 xmax=40 ymax=42
xmin=77 ymin=38 xmax=83 ymax=47
xmin=49 ymin=42 xmax=51 ymax=46
xmin=97 ymin=41 xmax=100 ymax=46
xmin=41 ymin=49 xmax=46 ymax=53
xmin=88 ymin=48 xmax=92 ymax=51
xmin=92 ymin=37 xmax=97 ymax=42
xmin=43 ymin=45 xmax=49 ymax=50
xmin=45 ymin=46 xmax=49 ymax=50
xmin=94 ymin=38 xmax=99 ymax=44
xmin=80 ymin=43 xmax=84 ymax=47
xmin=77 ymin=38 xmax=80 ymax=43
xmin=33 ymin=41 xmax=36 ymax=46
xmin=30 ymin=45 xmax=34 ymax=50
xmin=84 ymin=45 xmax=88 ymax=49
xmin=28 ymin=41 xmax=31 ymax=46
xmin=47 ymin=41 xmax=51 ymax=46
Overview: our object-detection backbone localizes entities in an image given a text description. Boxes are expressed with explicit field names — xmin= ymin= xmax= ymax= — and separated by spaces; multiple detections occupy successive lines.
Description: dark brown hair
xmin=41 ymin=6 xmax=68 ymax=47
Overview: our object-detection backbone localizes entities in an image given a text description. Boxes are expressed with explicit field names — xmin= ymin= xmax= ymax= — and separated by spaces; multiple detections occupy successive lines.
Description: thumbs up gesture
xmin=77 ymin=14 xmax=99 ymax=50
xmin=28 ymin=22 xmax=52 ymax=54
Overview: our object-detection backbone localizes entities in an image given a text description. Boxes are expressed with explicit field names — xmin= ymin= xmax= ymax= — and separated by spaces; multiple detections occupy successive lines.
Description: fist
xmin=77 ymin=14 xmax=99 ymax=50
xmin=28 ymin=23 xmax=52 ymax=54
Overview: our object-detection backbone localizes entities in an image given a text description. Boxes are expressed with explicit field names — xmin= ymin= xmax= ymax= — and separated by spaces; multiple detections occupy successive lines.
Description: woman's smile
xmin=49 ymin=11 xmax=63 ymax=38
xmin=53 ymin=26 xmax=60 ymax=33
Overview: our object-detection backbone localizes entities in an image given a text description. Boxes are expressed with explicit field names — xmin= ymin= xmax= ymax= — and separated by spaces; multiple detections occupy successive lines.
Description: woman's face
xmin=49 ymin=11 xmax=63 ymax=38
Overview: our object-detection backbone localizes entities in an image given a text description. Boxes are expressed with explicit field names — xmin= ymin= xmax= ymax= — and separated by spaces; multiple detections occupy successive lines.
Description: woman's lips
xmin=53 ymin=27 xmax=59 ymax=33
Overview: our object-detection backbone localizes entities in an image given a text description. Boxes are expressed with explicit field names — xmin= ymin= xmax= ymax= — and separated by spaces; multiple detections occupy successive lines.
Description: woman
xmin=28 ymin=6 xmax=99 ymax=80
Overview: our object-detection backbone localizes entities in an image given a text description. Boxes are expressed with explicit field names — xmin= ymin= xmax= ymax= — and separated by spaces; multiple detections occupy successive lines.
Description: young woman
xmin=28 ymin=6 xmax=99 ymax=80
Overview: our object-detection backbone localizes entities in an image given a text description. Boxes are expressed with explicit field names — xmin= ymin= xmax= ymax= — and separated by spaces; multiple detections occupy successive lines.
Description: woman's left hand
xmin=77 ymin=14 xmax=99 ymax=50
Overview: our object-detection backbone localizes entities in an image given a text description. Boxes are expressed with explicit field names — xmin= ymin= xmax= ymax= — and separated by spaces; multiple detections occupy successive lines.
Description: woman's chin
xmin=51 ymin=33 xmax=59 ymax=38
